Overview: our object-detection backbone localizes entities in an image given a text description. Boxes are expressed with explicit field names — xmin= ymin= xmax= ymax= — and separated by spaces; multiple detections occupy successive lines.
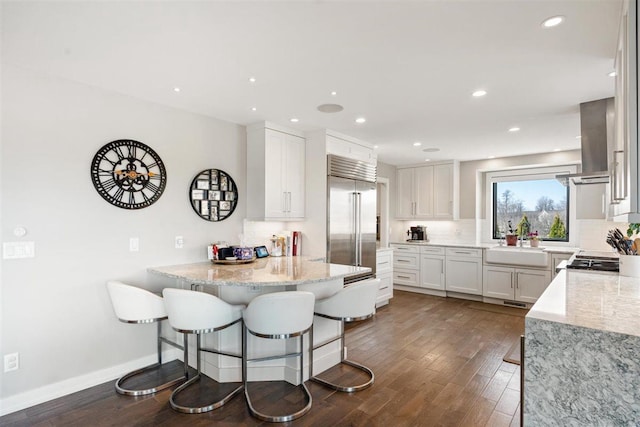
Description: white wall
xmin=0 ymin=66 xmax=247 ymax=407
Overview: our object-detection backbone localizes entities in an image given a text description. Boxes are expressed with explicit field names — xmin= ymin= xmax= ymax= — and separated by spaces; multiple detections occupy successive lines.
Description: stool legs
xmin=169 ymin=330 xmax=244 ymax=414
xmin=243 ymin=326 xmax=313 ymax=423
xmin=115 ymin=321 xmax=186 ymax=396
xmin=310 ymin=318 xmax=374 ymax=393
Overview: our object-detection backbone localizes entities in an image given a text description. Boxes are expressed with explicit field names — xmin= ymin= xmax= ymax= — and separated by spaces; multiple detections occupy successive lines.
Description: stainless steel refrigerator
xmin=327 ymin=155 xmax=377 ymax=284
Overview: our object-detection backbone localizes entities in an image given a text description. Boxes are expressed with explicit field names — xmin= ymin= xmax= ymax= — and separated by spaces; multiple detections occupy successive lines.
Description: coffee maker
xmin=407 ymin=226 xmax=428 ymax=241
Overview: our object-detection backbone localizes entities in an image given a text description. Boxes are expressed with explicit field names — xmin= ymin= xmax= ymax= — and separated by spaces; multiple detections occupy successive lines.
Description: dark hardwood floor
xmin=1 ymin=291 xmax=524 ymax=426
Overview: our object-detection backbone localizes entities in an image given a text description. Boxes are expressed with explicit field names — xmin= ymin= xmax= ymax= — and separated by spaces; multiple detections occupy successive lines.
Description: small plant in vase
xmin=505 ymin=220 xmax=518 ymax=246
xmin=528 ymin=231 xmax=540 ymax=247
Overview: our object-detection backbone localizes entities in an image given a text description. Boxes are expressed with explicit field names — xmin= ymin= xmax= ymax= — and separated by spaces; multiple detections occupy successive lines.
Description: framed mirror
xmin=189 ymin=169 xmax=238 ymax=221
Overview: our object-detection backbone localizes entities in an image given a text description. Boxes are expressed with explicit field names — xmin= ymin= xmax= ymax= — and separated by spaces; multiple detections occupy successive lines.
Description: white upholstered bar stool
xmin=162 ymin=288 xmax=245 ymax=414
xmin=242 ymin=291 xmax=315 ymax=423
xmin=310 ymin=278 xmax=379 ymax=393
xmin=106 ymin=281 xmax=186 ymax=396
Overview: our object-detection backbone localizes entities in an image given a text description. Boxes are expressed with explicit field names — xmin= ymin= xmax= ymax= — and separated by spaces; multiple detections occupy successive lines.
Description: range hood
xmin=557 ymin=97 xmax=614 ymax=185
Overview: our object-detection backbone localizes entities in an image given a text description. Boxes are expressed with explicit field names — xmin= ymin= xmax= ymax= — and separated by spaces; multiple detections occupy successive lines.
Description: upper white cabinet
xmin=247 ymin=122 xmax=305 ymax=220
xmin=610 ymin=0 xmax=640 ymax=222
xmin=326 ymin=132 xmax=376 ymax=164
xmin=396 ymin=161 xmax=459 ymax=220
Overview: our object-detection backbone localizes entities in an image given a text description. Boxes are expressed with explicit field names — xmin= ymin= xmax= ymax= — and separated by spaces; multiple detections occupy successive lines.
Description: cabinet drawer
xmin=376 ymin=250 xmax=393 ymax=271
xmin=393 ymin=252 xmax=419 ymax=270
xmin=377 ymin=271 xmax=393 ymax=300
xmin=445 ymin=247 xmax=482 ymax=258
xmin=420 ymin=246 xmax=445 ymax=255
xmin=390 ymin=244 xmax=419 ymax=253
xmin=393 ymin=270 xmax=419 ymax=287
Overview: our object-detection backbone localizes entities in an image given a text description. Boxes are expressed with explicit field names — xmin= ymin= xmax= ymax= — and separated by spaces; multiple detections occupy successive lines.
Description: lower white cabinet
xmin=392 ymin=244 xmax=420 ymax=287
xmin=420 ymin=247 xmax=445 ymax=291
xmin=445 ymin=248 xmax=483 ymax=295
xmin=483 ymin=266 xmax=551 ymax=303
xmin=376 ymin=249 xmax=394 ymax=306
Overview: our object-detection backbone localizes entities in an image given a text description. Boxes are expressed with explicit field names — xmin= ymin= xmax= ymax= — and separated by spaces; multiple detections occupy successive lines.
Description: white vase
xmin=619 ymin=254 xmax=640 ymax=277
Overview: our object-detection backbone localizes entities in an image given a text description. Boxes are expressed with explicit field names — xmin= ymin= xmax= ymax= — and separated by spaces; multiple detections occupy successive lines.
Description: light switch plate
xmin=175 ymin=236 xmax=184 ymax=249
xmin=3 ymin=242 xmax=35 ymax=259
xmin=129 ymin=237 xmax=139 ymax=252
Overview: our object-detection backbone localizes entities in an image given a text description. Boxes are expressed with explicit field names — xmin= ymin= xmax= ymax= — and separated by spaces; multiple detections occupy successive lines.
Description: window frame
xmin=485 ymin=165 xmax=578 ymax=246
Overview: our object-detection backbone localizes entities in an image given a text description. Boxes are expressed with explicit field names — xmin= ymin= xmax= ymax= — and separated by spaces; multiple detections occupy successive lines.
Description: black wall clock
xmin=189 ymin=169 xmax=238 ymax=221
xmin=90 ymin=139 xmax=167 ymax=209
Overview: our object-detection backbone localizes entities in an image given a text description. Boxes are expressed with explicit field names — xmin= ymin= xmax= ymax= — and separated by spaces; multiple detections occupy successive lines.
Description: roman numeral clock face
xmin=90 ymin=139 xmax=167 ymax=209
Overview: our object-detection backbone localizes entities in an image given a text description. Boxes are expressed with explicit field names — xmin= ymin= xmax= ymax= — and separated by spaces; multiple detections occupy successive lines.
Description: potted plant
xmin=505 ymin=220 xmax=518 ymax=246
xmin=528 ymin=231 xmax=540 ymax=247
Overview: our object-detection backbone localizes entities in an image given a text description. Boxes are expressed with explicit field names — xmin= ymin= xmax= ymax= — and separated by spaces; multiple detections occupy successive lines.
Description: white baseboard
xmin=0 ymin=349 xmax=179 ymax=417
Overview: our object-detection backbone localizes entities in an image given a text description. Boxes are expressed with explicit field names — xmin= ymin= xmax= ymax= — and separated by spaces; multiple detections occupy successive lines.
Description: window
xmin=488 ymin=166 xmax=575 ymax=243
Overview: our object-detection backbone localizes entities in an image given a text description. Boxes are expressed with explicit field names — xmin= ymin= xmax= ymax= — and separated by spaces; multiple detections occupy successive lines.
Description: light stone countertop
xmin=527 ymin=269 xmax=640 ymax=338
xmin=148 ymin=256 xmax=371 ymax=287
xmin=391 ymin=241 xmax=578 ymax=254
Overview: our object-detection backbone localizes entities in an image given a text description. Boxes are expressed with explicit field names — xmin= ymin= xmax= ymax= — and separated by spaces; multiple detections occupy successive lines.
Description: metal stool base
xmin=115 ymin=362 xmax=187 ymax=396
xmin=244 ymin=382 xmax=312 ymax=423
xmin=169 ymin=373 xmax=244 ymax=414
xmin=310 ymin=359 xmax=374 ymax=393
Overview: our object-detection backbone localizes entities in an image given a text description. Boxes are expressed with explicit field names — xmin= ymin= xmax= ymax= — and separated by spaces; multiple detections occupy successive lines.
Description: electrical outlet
xmin=129 ymin=237 xmax=139 ymax=252
xmin=4 ymin=352 xmax=19 ymax=372
xmin=175 ymin=236 xmax=184 ymax=249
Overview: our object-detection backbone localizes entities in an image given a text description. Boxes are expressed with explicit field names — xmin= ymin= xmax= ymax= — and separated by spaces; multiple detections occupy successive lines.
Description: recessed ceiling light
xmin=251 ymin=107 xmax=257 ymax=112
xmin=508 ymin=127 xmax=521 ymax=132
xmin=472 ymin=90 xmax=487 ymax=97
xmin=553 ymin=148 xmax=562 ymax=152
xmin=373 ymin=145 xmax=379 ymax=149
xmin=425 ymin=159 xmax=431 ymax=162
xmin=608 ymin=71 xmax=617 ymax=77
xmin=317 ymin=104 xmax=344 ymax=113
xmin=290 ymin=118 xmax=299 ymax=123
xmin=413 ymin=142 xmax=422 ymax=147
xmin=248 ymin=77 xmax=256 ymax=83
xmin=542 ymin=15 xmax=565 ymax=28
xmin=355 ymin=117 xmax=366 ymax=124
xmin=331 ymin=91 xmax=338 ymax=96
xmin=422 ymin=148 xmax=440 ymax=153
xmin=488 ymin=155 xmax=496 ymax=159
xmin=576 ymin=135 xmax=582 ymax=139
xmin=173 ymin=87 xmax=181 ymax=92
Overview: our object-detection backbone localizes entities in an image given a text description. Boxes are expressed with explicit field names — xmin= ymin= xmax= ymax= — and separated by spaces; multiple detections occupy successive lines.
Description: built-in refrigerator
xmin=327 ymin=155 xmax=377 ymax=284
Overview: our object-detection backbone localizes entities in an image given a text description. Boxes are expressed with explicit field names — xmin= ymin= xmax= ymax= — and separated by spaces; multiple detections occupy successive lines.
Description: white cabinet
xmin=396 ymin=161 xmax=459 ymax=220
xmin=376 ymin=249 xmax=394 ymax=306
xmin=483 ymin=266 xmax=551 ymax=304
xmin=391 ymin=244 xmax=420 ymax=287
xmin=326 ymin=133 xmax=376 ymax=164
xmin=420 ymin=246 xmax=445 ymax=291
xmin=247 ymin=123 xmax=305 ymax=220
xmin=610 ymin=0 xmax=640 ymax=222
xmin=445 ymin=247 xmax=483 ymax=295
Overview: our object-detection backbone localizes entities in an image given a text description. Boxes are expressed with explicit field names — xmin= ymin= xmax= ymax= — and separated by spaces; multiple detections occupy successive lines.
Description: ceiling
xmin=1 ymin=0 xmax=623 ymax=165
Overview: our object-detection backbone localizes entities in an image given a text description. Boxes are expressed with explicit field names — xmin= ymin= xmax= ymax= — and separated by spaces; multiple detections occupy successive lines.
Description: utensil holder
xmin=619 ymin=255 xmax=640 ymax=277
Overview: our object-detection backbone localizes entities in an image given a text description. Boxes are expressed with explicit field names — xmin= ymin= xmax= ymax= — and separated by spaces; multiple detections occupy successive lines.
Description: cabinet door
xmin=414 ymin=166 xmax=434 ymax=218
xmin=483 ymin=266 xmax=514 ymax=300
xmin=264 ymin=129 xmax=287 ymax=218
xmin=515 ymin=269 xmax=551 ymax=303
xmin=396 ymin=168 xmax=415 ymax=218
xmin=445 ymin=257 xmax=482 ymax=295
xmin=376 ymin=271 xmax=393 ymax=304
xmin=551 ymin=253 xmax=572 ymax=278
xmin=285 ymin=134 xmax=305 ymax=218
xmin=420 ymin=255 xmax=445 ymax=290
xmin=434 ymin=163 xmax=453 ymax=218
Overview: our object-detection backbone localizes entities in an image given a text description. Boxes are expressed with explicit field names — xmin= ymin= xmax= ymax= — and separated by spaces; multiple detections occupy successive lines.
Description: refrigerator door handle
xmin=357 ymin=192 xmax=362 ymax=266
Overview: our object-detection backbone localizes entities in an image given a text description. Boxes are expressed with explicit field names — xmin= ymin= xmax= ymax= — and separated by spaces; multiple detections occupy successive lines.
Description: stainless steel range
xmin=566 ymin=250 xmax=620 ymax=273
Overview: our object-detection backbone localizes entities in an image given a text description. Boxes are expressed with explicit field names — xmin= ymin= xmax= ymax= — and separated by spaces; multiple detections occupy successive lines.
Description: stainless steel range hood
xmin=557 ymin=97 xmax=614 ymax=185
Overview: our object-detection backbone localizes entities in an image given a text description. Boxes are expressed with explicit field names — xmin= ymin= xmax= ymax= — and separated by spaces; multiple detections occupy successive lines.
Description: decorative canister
xmin=619 ymin=254 xmax=640 ymax=277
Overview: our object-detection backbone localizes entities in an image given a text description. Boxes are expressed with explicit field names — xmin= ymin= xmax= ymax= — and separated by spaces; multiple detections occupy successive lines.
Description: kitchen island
xmin=524 ymin=269 xmax=640 ymax=424
xmin=148 ymin=257 xmax=372 ymax=384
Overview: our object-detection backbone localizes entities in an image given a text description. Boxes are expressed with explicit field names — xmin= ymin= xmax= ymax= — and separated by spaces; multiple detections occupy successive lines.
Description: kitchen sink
xmin=485 ymin=245 xmax=549 ymax=267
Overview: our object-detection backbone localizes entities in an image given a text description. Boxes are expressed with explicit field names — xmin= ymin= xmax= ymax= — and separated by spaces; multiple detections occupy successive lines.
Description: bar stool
xmin=162 ymin=288 xmax=245 ymax=414
xmin=106 ymin=281 xmax=186 ymax=396
xmin=310 ymin=279 xmax=379 ymax=393
xmin=242 ymin=291 xmax=315 ymax=423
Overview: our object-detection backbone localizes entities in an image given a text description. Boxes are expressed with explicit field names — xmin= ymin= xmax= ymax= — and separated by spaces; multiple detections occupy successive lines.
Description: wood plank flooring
xmin=1 ymin=291 xmax=524 ymax=426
